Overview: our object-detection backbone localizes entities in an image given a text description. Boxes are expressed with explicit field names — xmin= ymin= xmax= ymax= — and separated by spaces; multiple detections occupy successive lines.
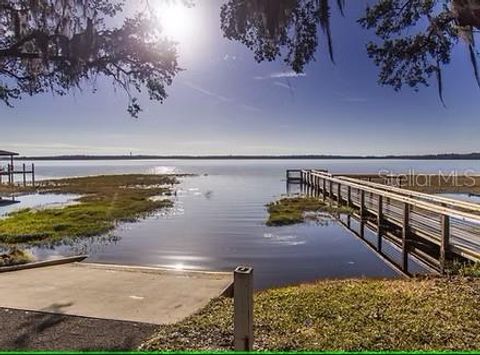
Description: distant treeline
xmin=8 ymin=153 xmax=480 ymax=161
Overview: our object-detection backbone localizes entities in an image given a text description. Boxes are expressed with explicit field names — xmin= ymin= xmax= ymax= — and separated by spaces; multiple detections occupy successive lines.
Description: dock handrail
xmin=328 ymin=173 xmax=480 ymax=213
xmin=306 ymin=170 xmax=480 ymax=224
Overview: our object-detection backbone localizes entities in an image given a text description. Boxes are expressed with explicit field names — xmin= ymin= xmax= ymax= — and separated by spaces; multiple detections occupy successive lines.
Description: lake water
xmin=2 ymin=159 xmax=480 ymax=289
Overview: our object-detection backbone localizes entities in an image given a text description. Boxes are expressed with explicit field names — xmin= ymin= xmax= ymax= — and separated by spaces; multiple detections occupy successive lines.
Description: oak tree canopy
xmin=1 ymin=0 xmax=479 ymax=115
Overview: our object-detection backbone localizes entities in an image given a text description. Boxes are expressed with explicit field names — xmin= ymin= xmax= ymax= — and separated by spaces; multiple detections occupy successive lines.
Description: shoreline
xmin=5 ymin=153 xmax=480 ymax=161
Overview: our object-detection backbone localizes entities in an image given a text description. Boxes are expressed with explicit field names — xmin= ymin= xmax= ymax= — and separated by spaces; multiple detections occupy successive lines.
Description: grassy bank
xmin=408 ymin=175 xmax=480 ymax=195
xmin=0 ymin=248 xmax=33 ymax=266
xmin=266 ymin=197 xmax=353 ymax=226
xmin=142 ymin=276 xmax=480 ymax=351
xmin=0 ymin=174 xmax=177 ymax=244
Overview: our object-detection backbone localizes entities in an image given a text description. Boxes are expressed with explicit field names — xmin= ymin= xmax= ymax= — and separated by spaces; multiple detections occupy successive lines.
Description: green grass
xmin=0 ymin=174 xmax=177 ymax=244
xmin=266 ymin=197 xmax=353 ymax=226
xmin=141 ymin=277 xmax=480 ymax=352
xmin=0 ymin=247 xmax=34 ymax=266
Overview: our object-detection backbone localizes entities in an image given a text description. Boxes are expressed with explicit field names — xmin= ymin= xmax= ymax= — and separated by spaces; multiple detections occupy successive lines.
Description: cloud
xmin=273 ymin=81 xmax=292 ymax=90
xmin=184 ymin=80 xmax=262 ymax=112
xmin=183 ymin=81 xmax=233 ymax=103
xmin=2 ymin=142 xmax=138 ymax=154
xmin=223 ymin=54 xmax=237 ymax=61
xmin=343 ymin=97 xmax=368 ymax=103
xmin=239 ymin=103 xmax=263 ymax=112
xmin=334 ymin=91 xmax=368 ymax=103
xmin=254 ymin=71 xmax=307 ymax=80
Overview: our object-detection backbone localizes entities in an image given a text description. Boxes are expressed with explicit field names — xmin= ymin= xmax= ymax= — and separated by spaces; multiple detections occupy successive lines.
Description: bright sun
xmin=157 ymin=4 xmax=195 ymax=42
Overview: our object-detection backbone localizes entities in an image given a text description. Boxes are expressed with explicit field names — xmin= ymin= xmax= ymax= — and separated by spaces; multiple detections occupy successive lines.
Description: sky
xmin=1 ymin=0 xmax=479 ymax=156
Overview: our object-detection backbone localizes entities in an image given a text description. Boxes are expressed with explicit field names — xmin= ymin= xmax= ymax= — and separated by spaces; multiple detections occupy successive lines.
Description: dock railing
xmin=0 ymin=163 xmax=35 ymax=186
xmin=296 ymin=169 xmax=480 ymax=271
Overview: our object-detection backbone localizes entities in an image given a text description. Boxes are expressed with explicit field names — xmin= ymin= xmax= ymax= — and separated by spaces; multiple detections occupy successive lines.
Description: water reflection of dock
xmin=287 ymin=169 xmax=480 ymax=274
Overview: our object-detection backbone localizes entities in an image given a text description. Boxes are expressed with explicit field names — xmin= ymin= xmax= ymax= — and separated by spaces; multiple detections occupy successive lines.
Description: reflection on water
xmin=5 ymin=159 xmax=480 ymax=289
xmin=0 ymin=193 xmax=80 ymax=217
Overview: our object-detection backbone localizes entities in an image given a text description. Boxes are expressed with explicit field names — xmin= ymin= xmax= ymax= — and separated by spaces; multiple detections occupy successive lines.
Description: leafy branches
xmin=0 ymin=0 xmax=180 ymax=117
xmin=220 ymin=0 xmax=345 ymax=73
xmin=221 ymin=0 xmax=479 ymax=105
xmin=359 ymin=0 xmax=480 ymax=105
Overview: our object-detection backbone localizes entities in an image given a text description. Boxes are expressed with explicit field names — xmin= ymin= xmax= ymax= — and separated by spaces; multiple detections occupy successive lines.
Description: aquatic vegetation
xmin=445 ymin=260 xmax=480 ymax=277
xmin=266 ymin=197 xmax=353 ymax=226
xmin=142 ymin=277 xmax=480 ymax=351
xmin=0 ymin=247 xmax=34 ymax=267
xmin=0 ymin=174 xmax=177 ymax=244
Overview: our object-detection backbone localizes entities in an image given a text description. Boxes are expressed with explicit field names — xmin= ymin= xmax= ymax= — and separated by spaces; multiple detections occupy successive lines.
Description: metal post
xmin=440 ymin=215 xmax=450 ymax=272
xmin=402 ymin=203 xmax=410 ymax=272
xmin=234 ymin=266 xmax=254 ymax=351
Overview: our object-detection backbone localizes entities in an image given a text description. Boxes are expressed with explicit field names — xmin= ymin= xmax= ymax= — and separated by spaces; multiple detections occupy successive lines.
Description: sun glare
xmin=157 ymin=4 xmax=195 ymax=42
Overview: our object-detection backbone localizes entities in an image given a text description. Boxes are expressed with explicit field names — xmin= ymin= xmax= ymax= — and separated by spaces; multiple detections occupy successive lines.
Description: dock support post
xmin=31 ymin=163 xmax=35 ymax=187
xmin=328 ymin=180 xmax=333 ymax=206
xmin=7 ymin=164 xmax=11 ymax=185
xmin=22 ymin=163 xmax=26 ymax=186
xmin=402 ymin=203 xmax=410 ymax=272
xmin=234 ymin=266 xmax=254 ymax=351
xmin=377 ymin=196 xmax=383 ymax=235
xmin=322 ymin=178 xmax=326 ymax=200
xmin=360 ymin=190 xmax=365 ymax=218
xmin=440 ymin=215 xmax=450 ymax=272
xmin=337 ymin=183 xmax=341 ymax=205
xmin=347 ymin=186 xmax=352 ymax=207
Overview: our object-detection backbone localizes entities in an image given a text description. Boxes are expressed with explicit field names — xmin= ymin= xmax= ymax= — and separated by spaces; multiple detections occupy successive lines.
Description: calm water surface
xmin=2 ymin=159 xmax=480 ymax=288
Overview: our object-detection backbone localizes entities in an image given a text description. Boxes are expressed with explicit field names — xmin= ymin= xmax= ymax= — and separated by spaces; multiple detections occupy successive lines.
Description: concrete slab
xmin=0 ymin=262 xmax=232 ymax=325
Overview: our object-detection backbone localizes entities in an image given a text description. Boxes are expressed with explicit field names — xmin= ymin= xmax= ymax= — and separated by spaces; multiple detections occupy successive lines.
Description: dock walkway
xmin=287 ymin=169 xmax=480 ymax=273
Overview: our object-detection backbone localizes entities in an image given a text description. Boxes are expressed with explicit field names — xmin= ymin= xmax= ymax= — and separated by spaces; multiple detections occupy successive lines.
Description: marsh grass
xmin=142 ymin=277 xmax=480 ymax=351
xmin=0 ymin=174 xmax=177 ymax=244
xmin=0 ymin=247 xmax=34 ymax=266
xmin=266 ymin=197 xmax=353 ymax=226
xmin=445 ymin=260 xmax=480 ymax=277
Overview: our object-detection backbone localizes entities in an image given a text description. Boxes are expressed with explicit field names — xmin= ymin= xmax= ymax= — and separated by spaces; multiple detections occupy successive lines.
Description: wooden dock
xmin=287 ymin=169 xmax=480 ymax=274
xmin=0 ymin=163 xmax=35 ymax=186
